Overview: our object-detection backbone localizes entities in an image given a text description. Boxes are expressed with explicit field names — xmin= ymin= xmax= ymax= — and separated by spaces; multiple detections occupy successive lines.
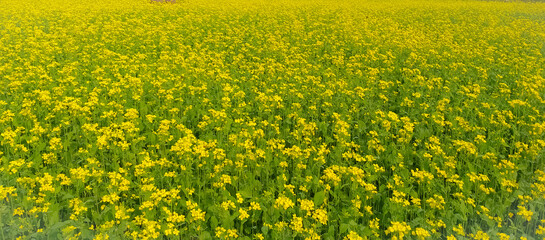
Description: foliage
xmin=1 ymin=0 xmax=545 ymax=239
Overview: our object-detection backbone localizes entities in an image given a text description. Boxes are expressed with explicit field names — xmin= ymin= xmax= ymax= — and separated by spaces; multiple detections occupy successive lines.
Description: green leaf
xmin=340 ymin=223 xmax=349 ymax=234
xmin=199 ymin=231 xmax=212 ymax=240
xmin=210 ymin=216 xmax=218 ymax=229
xmin=48 ymin=209 xmax=60 ymax=227
xmin=314 ymin=191 xmax=326 ymax=207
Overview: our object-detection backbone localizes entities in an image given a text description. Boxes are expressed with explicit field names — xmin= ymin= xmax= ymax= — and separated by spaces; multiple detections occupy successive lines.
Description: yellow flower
xmin=274 ymin=196 xmax=294 ymax=210
xmin=250 ymin=201 xmax=261 ymax=211
xmin=221 ymin=200 xmax=236 ymax=211
xmin=215 ymin=227 xmax=226 ymax=238
xmin=299 ymin=199 xmax=314 ymax=214
xmin=312 ymin=208 xmax=328 ymax=225
xmin=13 ymin=208 xmax=24 ymax=216
xmin=69 ymin=198 xmax=88 ymax=220
xmin=344 ymin=231 xmax=364 ymax=240
xmin=49 ymin=137 xmax=63 ymax=150
xmin=385 ymin=221 xmax=411 ymax=239
xmin=146 ymin=114 xmax=156 ymax=123
xmin=517 ymin=206 xmax=533 ymax=221
xmin=290 ymin=214 xmax=304 ymax=233
xmin=124 ymin=108 xmax=139 ymax=120
xmin=497 ymin=233 xmax=510 ymax=240
xmin=42 ymin=152 xmax=57 ymax=165
xmin=453 ymin=224 xmax=465 ymax=236
xmin=536 ymin=225 xmax=545 ymax=235
xmin=426 ymin=195 xmax=445 ymax=210
xmin=237 ymin=193 xmax=244 ymax=203
xmin=473 ymin=231 xmax=489 ymax=240
xmin=412 ymin=227 xmax=431 ymax=239
xmin=227 ymin=229 xmax=238 ymax=238
xmin=239 ymin=208 xmax=249 ymax=220
xmin=190 ymin=208 xmax=205 ymax=222
xmin=164 ymin=223 xmax=180 ymax=236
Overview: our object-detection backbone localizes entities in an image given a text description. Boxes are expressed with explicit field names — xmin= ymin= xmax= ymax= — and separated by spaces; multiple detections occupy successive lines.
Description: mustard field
xmin=1 ymin=0 xmax=545 ymax=239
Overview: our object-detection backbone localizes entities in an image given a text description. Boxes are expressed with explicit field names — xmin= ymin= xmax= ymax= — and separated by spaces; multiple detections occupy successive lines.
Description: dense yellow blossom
xmin=386 ymin=222 xmax=411 ymax=239
xmin=275 ymin=196 xmax=295 ymax=210
xmin=0 ymin=0 xmax=544 ymax=239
